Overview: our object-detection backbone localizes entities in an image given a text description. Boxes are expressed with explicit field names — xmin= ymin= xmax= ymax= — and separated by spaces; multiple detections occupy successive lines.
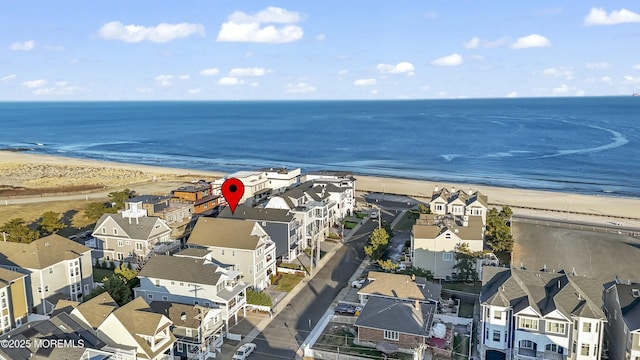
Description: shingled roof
xmin=355 ymin=297 xmax=436 ymax=336
xmin=481 ymin=267 xmax=605 ymax=320
xmin=93 ymin=212 xmax=169 ymax=241
xmin=612 ymin=283 xmax=640 ymax=331
xmin=187 ymin=217 xmax=264 ymax=250
xmin=138 ymin=255 xmax=222 ymax=286
xmin=359 ymin=271 xmax=441 ymax=302
xmin=412 ymin=214 xmax=483 ymax=240
xmin=218 ymin=206 xmax=294 ymax=223
xmin=0 ymin=234 xmax=91 ymax=269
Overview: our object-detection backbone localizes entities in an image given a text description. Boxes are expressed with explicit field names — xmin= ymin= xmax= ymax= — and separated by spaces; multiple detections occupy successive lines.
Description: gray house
xmin=218 ymin=206 xmax=303 ymax=262
xmin=603 ymin=281 xmax=640 ymax=360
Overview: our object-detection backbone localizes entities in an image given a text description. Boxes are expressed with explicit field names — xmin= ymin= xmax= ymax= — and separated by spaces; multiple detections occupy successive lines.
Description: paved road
xmin=249 ymin=220 xmax=378 ymax=359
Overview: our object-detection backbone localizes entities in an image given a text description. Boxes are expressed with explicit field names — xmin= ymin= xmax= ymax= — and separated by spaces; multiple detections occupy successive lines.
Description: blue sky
xmin=1 ymin=1 xmax=640 ymax=100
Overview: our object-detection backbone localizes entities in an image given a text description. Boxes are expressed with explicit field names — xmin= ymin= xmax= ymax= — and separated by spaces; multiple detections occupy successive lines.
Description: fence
xmin=306 ymin=347 xmax=411 ymax=360
xmin=433 ymin=314 xmax=472 ymax=326
xmin=512 ymin=215 xmax=640 ymax=238
xmin=331 ymin=314 xmax=358 ymax=325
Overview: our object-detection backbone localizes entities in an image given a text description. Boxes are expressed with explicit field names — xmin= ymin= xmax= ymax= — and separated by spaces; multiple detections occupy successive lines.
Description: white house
xmin=480 ymin=267 xmax=606 ymax=360
xmin=429 ymin=187 xmax=489 ymax=224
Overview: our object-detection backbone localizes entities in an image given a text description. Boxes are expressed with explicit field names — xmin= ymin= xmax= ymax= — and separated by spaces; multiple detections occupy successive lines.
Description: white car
xmin=233 ymin=343 xmax=257 ymax=360
xmin=370 ymin=211 xmax=378 ymax=219
xmin=351 ymin=279 xmax=365 ymax=288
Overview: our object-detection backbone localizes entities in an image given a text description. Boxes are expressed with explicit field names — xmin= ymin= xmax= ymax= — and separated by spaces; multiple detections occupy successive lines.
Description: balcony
xmin=517 ymin=348 xmax=540 ymax=358
xmin=543 ymin=352 xmax=566 ymax=360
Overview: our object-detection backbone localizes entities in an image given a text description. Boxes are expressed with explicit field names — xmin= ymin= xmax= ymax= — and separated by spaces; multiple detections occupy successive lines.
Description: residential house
xmin=172 ymin=183 xmax=220 ymax=215
xmin=134 ymin=255 xmax=248 ymax=334
xmin=149 ymin=301 xmax=224 ymax=359
xmin=0 ymin=311 xmax=136 ymax=360
xmin=603 ymin=281 xmax=640 ymax=360
xmin=126 ymin=195 xmax=194 ymax=240
xmin=0 ymin=268 xmax=28 ymax=333
xmin=96 ymin=297 xmax=175 ymax=360
xmin=304 ymin=170 xmax=356 ymax=218
xmin=354 ymin=297 xmax=436 ymax=353
xmin=215 ymin=168 xmax=302 ymax=206
xmin=186 ymin=217 xmax=276 ymax=290
xmin=218 ymin=206 xmax=304 ymax=262
xmin=0 ymin=234 xmax=93 ymax=314
xmin=429 ymin=187 xmax=489 ymax=224
xmin=53 ymin=292 xmax=118 ymax=331
xmin=90 ymin=201 xmax=174 ymax=267
xmin=357 ymin=271 xmax=441 ymax=306
xmin=412 ymin=214 xmax=484 ymax=280
xmin=480 ymin=267 xmax=606 ymax=360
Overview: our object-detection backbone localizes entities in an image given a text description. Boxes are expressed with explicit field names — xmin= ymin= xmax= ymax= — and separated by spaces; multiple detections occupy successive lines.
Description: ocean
xmin=1 ymin=97 xmax=639 ymax=197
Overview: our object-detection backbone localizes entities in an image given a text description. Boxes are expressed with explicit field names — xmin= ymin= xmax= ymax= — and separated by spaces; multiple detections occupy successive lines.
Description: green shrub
xmin=246 ymin=289 xmax=273 ymax=307
xmin=279 ymin=263 xmax=302 ymax=270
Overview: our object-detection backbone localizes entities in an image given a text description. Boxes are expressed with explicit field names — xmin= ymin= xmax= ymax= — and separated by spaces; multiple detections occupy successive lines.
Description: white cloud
xmin=353 ymin=78 xmax=376 ymax=86
xmin=229 ymin=67 xmax=270 ymax=77
xmin=216 ymin=7 xmax=303 ymax=43
xmin=542 ymin=67 xmax=574 ymax=80
xmin=584 ymin=8 xmax=640 ymax=26
xmin=22 ymin=79 xmax=47 ymax=88
xmin=576 ymin=90 xmax=586 ymax=96
xmin=623 ymin=75 xmax=640 ymax=83
xmin=155 ymin=74 xmax=174 ymax=87
xmin=179 ymin=75 xmax=191 ymax=80
xmin=316 ymin=33 xmax=326 ymax=41
xmin=98 ymin=21 xmax=205 ymax=43
xmin=218 ymin=77 xmax=244 ymax=86
xmin=633 ymin=64 xmax=640 ymax=70
xmin=33 ymin=85 xmax=81 ymax=95
xmin=511 ymin=34 xmax=551 ymax=49
xmin=285 ymin=82 xmax=316 ymax=94
xmin=187 ymin=88 xmax=202 ymax=94
xmin=600 ymin=76 xmax=613 ymax=83
xmin=370 ymin=89 xmax=379 ymax=95
xmin=10 ymin=40 xmax=35 ymax=51
xmin=585 ymin=62 xmax=611 ymax=70
xmin=1 ymin=74 xmax=16 ymax=81
xmin=552 ymin=84 xmax=581 ymax=95
xmin=200 ymin=68 xmax=220 ymax=76
xmin=337 ymin=69 xmax=348 ymax=76
xmin=136 ymin=87 xmax=152 ymax=93
xmin=431 ymin=53 xmax=463 ymax=66
xmin=506 ymin=91 xmax=519 ymax=98
xmin=463 ymin=36 xmax=507 ymax=49
xmin=376 ymin=62 xmax=415 ymax=75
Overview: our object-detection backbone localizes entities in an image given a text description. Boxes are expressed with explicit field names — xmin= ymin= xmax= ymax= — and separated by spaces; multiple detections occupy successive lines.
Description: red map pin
xmin=221 ymin=178 xmax=245 ymax=214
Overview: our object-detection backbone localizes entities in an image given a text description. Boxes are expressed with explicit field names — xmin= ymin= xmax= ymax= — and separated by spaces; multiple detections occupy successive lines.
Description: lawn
xmin=458 ymin=302 xmax=475 ymax=318
xmin=0 ymin=199 xmax=101 ymax=230
xmin=93 ymin=268 xmax=114 ymax=282
xmin=393 ymin=210 xmax=419 ymax=231
xmin=274 ymin=273 xmax=304 ymax=292
xmin=442 ymin=281 xmax=482 ymax=294
xmin=314 ymin=326 xmax=412 ymax=359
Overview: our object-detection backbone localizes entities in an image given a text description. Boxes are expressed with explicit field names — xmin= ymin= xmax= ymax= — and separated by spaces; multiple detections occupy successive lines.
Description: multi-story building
xmin=603 ymin=280 xmax=640 ymax=360
xmin=0 ymin=234 xmax=93 ymax=314
xmin=126 ymin=194 xmax=194 ymax=240
xmin=480 ymin=267 xmax=606 ymax=360
xmin=186 ymin=217 xmax=277 ymax=290
xmin=0 ymin=268 xmax=29 ymax=333
xmin=172 ymin=183 xmax=220 ymax=215
xmin=429 ymin=186 xmax=489 ymax=224
xmin=304 ymin=170 xmax=356 ymax=219
xmin=215 ymin=168 xmax=302 ymax=206
xmin=412 ymin=214 xmax=484 ymax=280
xmin=134 ymin=255 xmax=248 ymax=334
xmin=218 ymin=206 xmax=304 ymax=262
xmin=357 ymin=271 xmax=441 ymax=306
xmin=90 ymin=200 xmax=174 ymax=266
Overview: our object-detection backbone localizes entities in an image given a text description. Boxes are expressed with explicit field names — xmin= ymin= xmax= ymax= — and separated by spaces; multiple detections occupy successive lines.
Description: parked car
xmin=233 ymin=343 xmax=257 ymax=360
xmin=334 ymin=303 xmax=362 ymax=315
xmin=351 ymin=279 xmax=365 ymax=288
xmin=370 ymin=211 xmax=378 ymax=219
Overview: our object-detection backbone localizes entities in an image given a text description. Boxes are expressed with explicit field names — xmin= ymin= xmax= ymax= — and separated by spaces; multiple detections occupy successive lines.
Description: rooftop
xmin=359 ymin=271 xmax=441 ymax=302
xmin=138 ymin=255 xmax=222 ymax=286
xmin=355 ymin=297 xmax=436 ymax=336
xmin=0 ymin=234 xmax=91 ymax=269
xmin=188 ymin=217 xmax=266 ymax=250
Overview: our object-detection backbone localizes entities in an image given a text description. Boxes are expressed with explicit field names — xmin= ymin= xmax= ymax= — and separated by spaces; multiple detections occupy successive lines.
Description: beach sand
xmin=1 ymin=151 xmax=639 ymax=221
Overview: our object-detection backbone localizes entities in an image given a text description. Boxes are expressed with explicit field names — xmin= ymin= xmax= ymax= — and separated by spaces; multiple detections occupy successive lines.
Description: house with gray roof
xmin=480 ymin=267 xmax=606 ymax=360
xmin=90 ymin=200 xmax=174 ymax=268
xmin=412 ymin=214 xmax=484 ymax=280
xmin=149 ymin=301 xmax=224 ymax=360
xmin=186 ymin=217 xmax=276 ymax=290
xmin=603 ymin=281 xmax=640 ymax=360
xmin=218 ymin=205 xmax=304 ymax=262
xmin=134 ymin=255 xmax=249 ymax=334
xmin=357 ymin=271 xmax=441 ymax=306
xmin=354 ymin=296 xmax=436 ymax=353
xmin=305 ymin=170 xmax=356 ymax=219
xmin=0 ymin=234 xmax=93 ymax=315
xmin=126 ymin=195 xmax=195 ymax=240
xmin=429 ymin=186 xmax=489 ymax=224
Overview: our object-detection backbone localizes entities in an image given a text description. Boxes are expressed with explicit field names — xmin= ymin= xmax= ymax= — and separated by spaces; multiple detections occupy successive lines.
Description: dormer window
xmin=633 ymin=289 xmax=640 ymax=297
xmin=102 ymin=227 xmax=106 ymax=234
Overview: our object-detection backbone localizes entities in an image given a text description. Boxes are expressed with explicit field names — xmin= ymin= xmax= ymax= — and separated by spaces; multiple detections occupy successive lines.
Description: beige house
xmin=412 ymin=214 xmax=484 ymax=280
xmin=90 ymin=201 xmax=174 ymax=267
xmin=0 ymin=268 xmax=29 ymax=333
xmin=187 ymin=217 xmax=276 ymax=290
xmin=429 ymin=187 xmax=489 ymax=224
xmin=357 ymin=271 xmax=441 ymax=305
xmin=54 ymin=292 xmax=118 ymax=330
xmin=0 ymin=234 xmax=93 ymax=314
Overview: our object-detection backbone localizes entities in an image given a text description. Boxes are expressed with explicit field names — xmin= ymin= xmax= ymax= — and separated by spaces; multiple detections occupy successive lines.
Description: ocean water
xmin=1 ymin=97 xmax=639 ymax=197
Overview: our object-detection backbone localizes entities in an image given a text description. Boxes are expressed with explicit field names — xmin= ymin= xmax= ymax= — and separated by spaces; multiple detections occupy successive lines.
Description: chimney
xmin=434 ymin=186 xmax=439 ymax=192
xmin=468 ymin=189 xmax=473 ymax=195
xmin=557 ymin=280 xmax=561 ymax=289
xmin=451 ymin=187 xmax=456 ymax=193
xmin=414 ymin=299 xmax=420 ymax=311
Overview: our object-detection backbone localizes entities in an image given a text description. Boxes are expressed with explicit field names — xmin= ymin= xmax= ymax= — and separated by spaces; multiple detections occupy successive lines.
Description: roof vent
xmin=181 ymin=312 xmax=187 ymax=321
xmin=632 ymin=289 xmax=640 ymax=298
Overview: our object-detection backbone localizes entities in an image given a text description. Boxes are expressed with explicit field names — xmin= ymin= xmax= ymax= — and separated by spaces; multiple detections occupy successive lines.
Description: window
xmin=445 ymin=233 xmax=451 ymax=239
xmin=180 ymin=282 xmax=184 ymax=286
xmin=102 ymin=227 xmax=106 ymax=234
xmin=443 ymin=252 xmax=454 ymax=261
xmin=493 ymin=310 xmax=502 ymax=320
xmin=171 ymin=281 xmax=175 ymax=285
xmin=520 ymin=340 xmax=534 ymax=349
xmin=49 ymin=267 xmax=54 ymax=274
xmin=436 ymin=204 xmax=443 ymax=211
xmin=383 ymin=330 xmax=399 ymax=341
xmin=493 ymin=330 xmax=501 ymax=341
xmin=126 ymin=241 xmax=131 ymax=245
xmin=177 ymin=343 xmax=183 ymax=352
xmin=155 ymin=280 xmax=160 ymax=288
xmin=221 ymin=250 xmax=225 ymax=255
xmin=44 ymin=285 xmax=48 ymax=292
xmin=118 ymin=240 xmax=123 ymax=247
xmin=113 ymin=229 xmax=118 ymax=235
xmin=162 ymin=296 xmax=168 ymax=301
xmin=580 ymin=344 xmax=589 ymax=356
xmin=186 ymin=328 xmax=192 ymax=337
xmin=546 ymin=321 xmax=566 ymax=335
xmin=518 ymin=317 xmax=539 ymax=331
xmin=136 ymin=242 xmax=143 ymax=251
xmin=117 ymin=253 xmax=124 ymax=260
xmin=545 ymin=344 xmax=563 ymax=354
xmin=583 ymin=322 xmax=591 ymax=332
xmin=147 ymin=294 xmax=153 ymax=299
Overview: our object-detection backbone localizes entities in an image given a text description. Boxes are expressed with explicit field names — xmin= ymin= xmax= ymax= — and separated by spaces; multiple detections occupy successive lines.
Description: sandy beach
xmin=1 ymin=151 xmax=639 ymax=221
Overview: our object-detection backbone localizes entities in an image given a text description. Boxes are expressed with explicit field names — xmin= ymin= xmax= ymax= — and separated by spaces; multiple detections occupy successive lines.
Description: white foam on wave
xmin=534 ymin=123 xmax=628 ymax=159
xmin=440 ymin=154 xmax=463 ymax=161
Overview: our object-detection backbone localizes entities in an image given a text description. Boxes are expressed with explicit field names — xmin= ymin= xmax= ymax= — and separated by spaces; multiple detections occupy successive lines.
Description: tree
xmin=0 ymin=218 xmax=40 ymax=243
xmin=108 ymin=189 xmax=133 ymax=210
xmin=499 ymin=206 xmax=513 ymax=221
xmin=377 ymin=259 xmax=398 ymax=272
xmin=114 ymin=263 xmax=138 ymax=282
xmin=485 ymin=206 xmax=514 ymax=252
xmin=84 ymin=274 xmax=131 ymax=306
xmin=453 ymin=243 xmax=483 ymax=282
xmin=364 ymin=228 xmax=390 ymax=260
xmin=38 ymin=211 xmax=65 ymax=235
xmin=84 ymin=202 xmax=117 ymax=222
xmin=418 ymin=204 xmax=430 ymax=214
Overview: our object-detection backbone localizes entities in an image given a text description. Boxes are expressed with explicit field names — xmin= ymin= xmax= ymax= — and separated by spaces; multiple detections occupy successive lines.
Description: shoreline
xmin=2 ymin=151 xmax=640 ymax=220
